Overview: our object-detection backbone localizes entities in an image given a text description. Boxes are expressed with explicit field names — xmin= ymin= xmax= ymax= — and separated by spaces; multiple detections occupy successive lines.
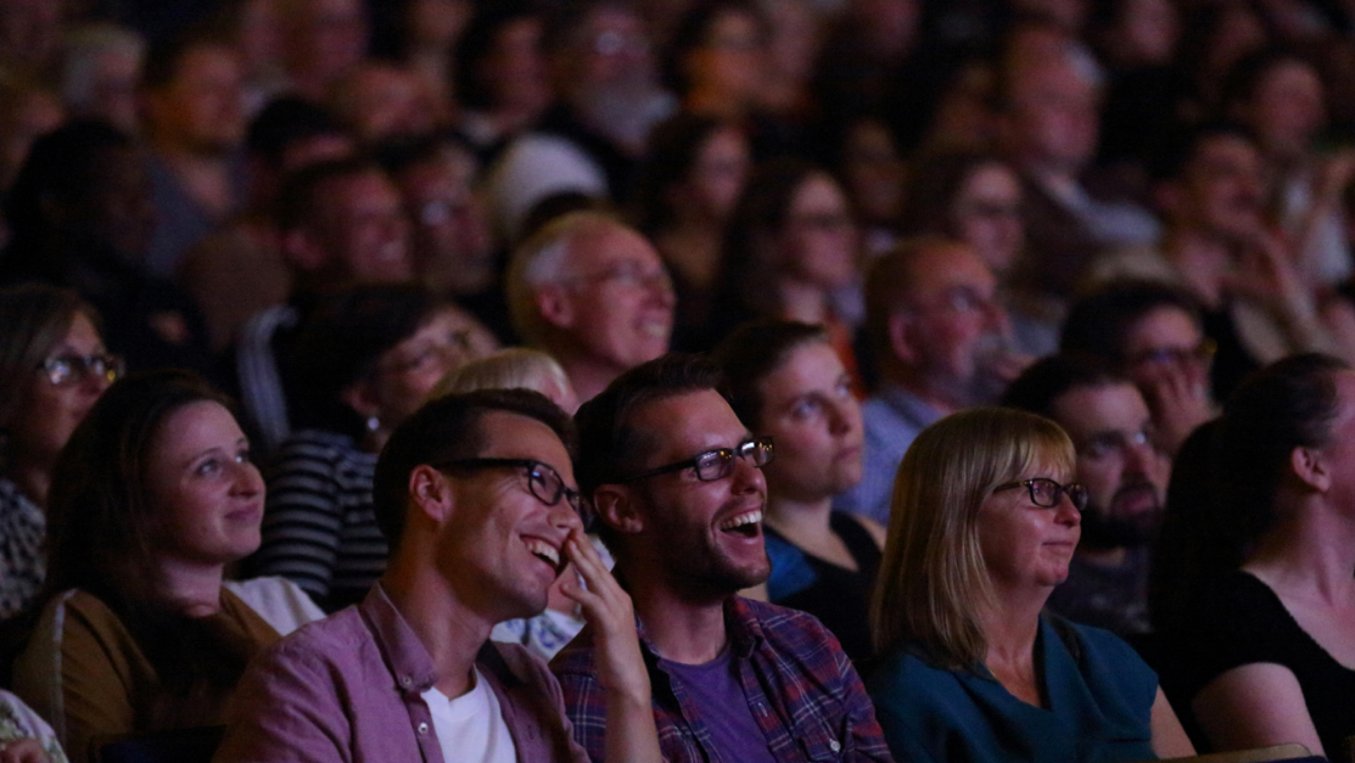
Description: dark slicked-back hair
xmin=712 ymin=320 xmax=828 ymax=431
xmin=373 ymin=388 xmax=574 ymax=550
xmin=1001 ymin=353 xmax=1128 ymax=419
xmin=574 ymin=353 xmax=725 ymax=496
xmin=1216 ymin=353 xmax=1349 ymax=537
xmin=1060 ymin=279 xmax=1203 ymax=365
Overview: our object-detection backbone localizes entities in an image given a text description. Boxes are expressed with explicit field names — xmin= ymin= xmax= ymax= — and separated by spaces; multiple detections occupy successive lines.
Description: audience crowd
xmin=2 ymin=0 xmax=1355 ymax=760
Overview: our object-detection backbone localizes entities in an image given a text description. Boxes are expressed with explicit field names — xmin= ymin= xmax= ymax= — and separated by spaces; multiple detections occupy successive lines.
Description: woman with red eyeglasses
xmin=0 ymin=284 xmax=122 ymax=620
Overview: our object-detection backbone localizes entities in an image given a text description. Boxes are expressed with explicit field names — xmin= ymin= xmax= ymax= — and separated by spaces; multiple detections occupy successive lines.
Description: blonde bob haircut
xmin=434 ymin=347 xmax=572 ymax=402
xmin=870 ymin=407 xmax=1075 ymax=669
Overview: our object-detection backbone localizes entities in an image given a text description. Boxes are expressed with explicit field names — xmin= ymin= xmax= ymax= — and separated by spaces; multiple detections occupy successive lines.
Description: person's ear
xmin=887 ymin=310 xmax=920 ymax=365
xmin=536 ymin=284 xmax=575 ymax=329
xmin=591 ymin=484 xmax=645 ymax=535
xmin=408 ymin=464 xmax=454 ymax=524
xmin=340 ymin=378 xmax=382 ymax=421
xmin=1289 ymin=445 xmax=1331 ymax=492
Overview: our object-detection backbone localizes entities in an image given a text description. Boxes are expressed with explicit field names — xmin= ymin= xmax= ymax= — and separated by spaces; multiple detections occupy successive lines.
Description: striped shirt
xmin=0 ymin=478 xmax=46 ymax=620
xmin=251 ymin=429 xmax=385 ymax=611
xmin=551 ymin=597 xmax=893 ymax=762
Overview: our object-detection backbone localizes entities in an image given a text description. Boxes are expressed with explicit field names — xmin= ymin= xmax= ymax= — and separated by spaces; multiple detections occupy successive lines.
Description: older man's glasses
xmin=619 ymin=437 xmax=774 ymax=483
xmin=435 ymin=458 xmax=585 ymax=515
xmin=992 ymin=477 xmax=1088 ymax=512
xmin=38 ymin=353 xmax=125 ymax=387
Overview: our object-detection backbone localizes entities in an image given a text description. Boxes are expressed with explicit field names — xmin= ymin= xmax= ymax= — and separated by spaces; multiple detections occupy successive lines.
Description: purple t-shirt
xmin=661 ymin=648 xmax=779 ymax=763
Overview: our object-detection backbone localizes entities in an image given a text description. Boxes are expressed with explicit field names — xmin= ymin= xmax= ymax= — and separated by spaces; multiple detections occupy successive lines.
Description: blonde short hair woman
xmin=867 ymin=407 xmax=1194 ymax=761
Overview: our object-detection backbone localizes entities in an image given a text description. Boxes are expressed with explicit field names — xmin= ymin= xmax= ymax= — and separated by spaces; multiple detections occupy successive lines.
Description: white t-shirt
xmin=421 ymin=668 xmax=517 ymax=763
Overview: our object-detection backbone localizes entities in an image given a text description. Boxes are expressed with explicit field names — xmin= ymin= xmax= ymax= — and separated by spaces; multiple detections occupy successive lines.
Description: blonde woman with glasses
xmin=866 ymin=407 xmax=1194 ymax=761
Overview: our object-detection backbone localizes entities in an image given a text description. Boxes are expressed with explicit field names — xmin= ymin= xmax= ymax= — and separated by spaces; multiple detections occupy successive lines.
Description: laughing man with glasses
xmin=217 ymin=389 xmax=661 ymax=763
xmin=556 ymin=354 xmax=890 ymax=762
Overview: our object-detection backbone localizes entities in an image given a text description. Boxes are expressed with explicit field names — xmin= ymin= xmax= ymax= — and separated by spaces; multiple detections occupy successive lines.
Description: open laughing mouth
xmin=523 ymin=537 xmax=565 ymax=575
xmin=718 ymin=509 xmax=763 ymax=538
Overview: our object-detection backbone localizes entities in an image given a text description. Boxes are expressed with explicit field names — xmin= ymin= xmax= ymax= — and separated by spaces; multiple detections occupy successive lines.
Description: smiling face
xmin=757 ymin=341 xmax=863 ymax=502
xmin=976 ymin=459 xmax=1082 ymax=592
xmin=370 ymin=306 xmax=493 ymax=428
xmin=625 ymin=389 xmax=770 ymax=599
xmin=144 ymin=401 xmax=264 ymax=569
xmin=897 ymin=242 xmax=1006 ymax=405
xmin=437 ymin=411 xmax=582 ymax=620
xmin=1050 ymin=382 xmax=1168 ymax=547
xmin=9 ymin=311 xmax=115 ymax=471
xmin=308 ymin=169 xmax=413 ymax=284
xmin=1171 ymin=133 xmax=1265 ymax=243
xmin=557 ymin=225 xmax=675 ymax=374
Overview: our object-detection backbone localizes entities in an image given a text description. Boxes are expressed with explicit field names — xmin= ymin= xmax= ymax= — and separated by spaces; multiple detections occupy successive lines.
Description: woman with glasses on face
xmin=0 ymin=285 xmax=122 ymax=620
xmin=713 ymin=320 xmax=882 ymax=663
xmin=250 ymin=285 xmax=492 ymax=612
xmin=709 ymin=159 xmax=863 ymax=377
xmin=867 ymin=407 xmax=1194 ymax=762
xmin=11 ymin=370 xmax=321 ymax=762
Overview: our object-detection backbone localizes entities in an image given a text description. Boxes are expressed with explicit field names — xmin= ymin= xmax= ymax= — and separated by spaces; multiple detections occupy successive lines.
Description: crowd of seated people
xmin=2 ymin=0 xmax=1355 ymax=761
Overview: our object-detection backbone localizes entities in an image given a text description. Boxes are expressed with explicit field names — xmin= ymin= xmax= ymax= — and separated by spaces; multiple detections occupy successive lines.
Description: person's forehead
xmin=1052 ymin=382 xmax=1150 ymax=435
xmin=1126 ymin=306 xmax=1200 ymax=348
xmin=907 ymin=244 xmax=993 ymax=294
xmin=963 ymin=163 xmax=1021 ymax=196
xmin=478 ymin=410 xmax=573 ymax=476
xmin=1190 ymin=135 xmax=1259 ymax=171
xmin=567 ymin=225 xmax=658 ymax=269
xmin=333 ymin=171 xmax=399 ymax=204
xmin=633 ymin=389 xmax=747 ymax=455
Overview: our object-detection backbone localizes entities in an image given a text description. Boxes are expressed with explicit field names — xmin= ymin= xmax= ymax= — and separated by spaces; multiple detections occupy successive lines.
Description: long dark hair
xmin=43 ymin=369 xmax=259 ymax=731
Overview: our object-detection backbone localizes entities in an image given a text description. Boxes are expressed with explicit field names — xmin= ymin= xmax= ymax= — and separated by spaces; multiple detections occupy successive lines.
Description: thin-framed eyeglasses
xmin=565 ymin=261 xmax=673 ymax=294
xmin=617 ymin=436 xmax=774 ymax=483
xmin=991 ymin=477 xmax=1088 ymax=512
xmin=38 ymin=353 xmax=125 ymax=387
xmin=1127 ymin=338 xmax=1217 ymax=369
xmin=433 ymin=458 xmax=585 ymax=516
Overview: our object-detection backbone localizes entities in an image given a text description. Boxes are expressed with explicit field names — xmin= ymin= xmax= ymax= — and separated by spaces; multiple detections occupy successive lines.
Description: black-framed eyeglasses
xmin=433 ymin=458 xmax=585 ymax=516
xmin=38 ymin=353 xmax=125 ymax=387
xmin=617 ymin=436 xmax=774 ymax=483
xmin=992 ymin=477 xmax=1088 ymax=512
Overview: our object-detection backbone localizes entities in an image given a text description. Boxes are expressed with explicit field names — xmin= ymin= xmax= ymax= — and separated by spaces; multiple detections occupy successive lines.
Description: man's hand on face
xmin=558 ymin=528 xmax=649 ymax=705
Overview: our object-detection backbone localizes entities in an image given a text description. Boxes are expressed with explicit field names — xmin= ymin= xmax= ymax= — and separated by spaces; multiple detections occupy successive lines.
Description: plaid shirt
xmin=551 ymin=597 xmax=893 ymax=762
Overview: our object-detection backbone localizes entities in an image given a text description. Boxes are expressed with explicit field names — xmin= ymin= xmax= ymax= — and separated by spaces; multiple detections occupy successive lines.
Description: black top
xmin=1168 ymin=571 xmax=1355 ymax=758
xmin=764 ymin=511 xmax=881 ymax=663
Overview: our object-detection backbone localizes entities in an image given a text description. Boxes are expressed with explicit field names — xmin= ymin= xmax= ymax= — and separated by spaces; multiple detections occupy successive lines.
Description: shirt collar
xmin=359 ymin=583 xmax=440 ymax=696
xmin=635 ymin=596 xmax=766 ymax=664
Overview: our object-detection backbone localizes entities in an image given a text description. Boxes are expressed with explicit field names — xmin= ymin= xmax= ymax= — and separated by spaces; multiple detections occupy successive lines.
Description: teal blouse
xmin=867 ymin=616 xmax=1158 ymax=762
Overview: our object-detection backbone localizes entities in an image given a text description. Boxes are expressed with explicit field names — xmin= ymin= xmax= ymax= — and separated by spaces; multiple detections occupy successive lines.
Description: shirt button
xmin=399 ymin=676 xmax=413 ymax=688
xmin=829 ymin=739 xmax=841 ymax=752
xmin=417 ymin=722 xmax=429 ymax=734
